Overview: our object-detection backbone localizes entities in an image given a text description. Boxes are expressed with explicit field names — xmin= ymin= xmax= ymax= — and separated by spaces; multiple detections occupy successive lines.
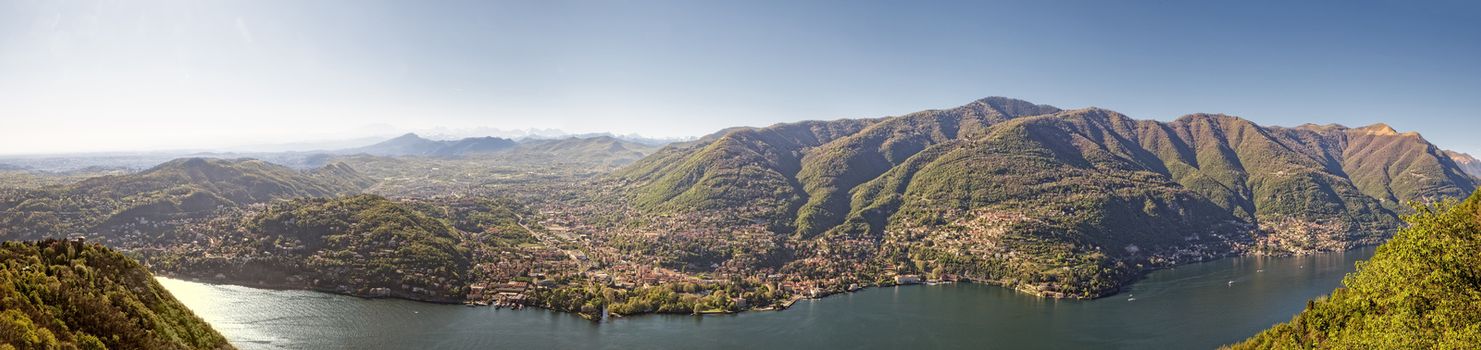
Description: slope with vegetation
xmin=339 ymin=133 xmax=516 ymax=157
xmin=0 ymin=158 xmax=371 ymax=243
xmin=507 ymin=136 xmax=659 ymax=166
xmin=1230 ymin=189 xmax=1481 ymax=348
xmin=613 ymin=97 xmax=1477 ymax=298
xmin=0 ymin=239 xmax=231 ymax=350
xmin=143 ymin=195 xmax=473 ymax=302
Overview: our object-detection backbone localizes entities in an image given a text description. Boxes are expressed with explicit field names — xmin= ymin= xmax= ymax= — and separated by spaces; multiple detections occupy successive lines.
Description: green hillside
xmin=0 ymin=158 xmax=371 ymax=242
xmin=508 ymin=136 xmax=659 ymax=166
xmin=143 ymin=195 xmax=473 ymax=302
xmin=0 ymin=239 xmax=231 ymax=350
xmin=1229 ymin=189 xmax=1481 ymax=349
xmin=613 ymin=118 xmax=876 ymax=230
xmin=613 ymin=97 xmax=1477 ymax=297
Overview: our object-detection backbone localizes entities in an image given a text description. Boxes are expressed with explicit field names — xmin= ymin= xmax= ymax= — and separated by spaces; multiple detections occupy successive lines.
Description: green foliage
xmin=611 ymin=98 xmax=1477 ymax=299
xmin=505 ymin=136 xmax=658 ymax=166
xmin=1230 ymin=190 xmax=1481 ymax=349
xmin=533 ymin=280 xmax=786 ymax=318
xmin=0 ymin=239 xmax=231 ymax=349
xmin=147 ymin=195 xmax=473 ymax=302
xmin=0 ymin=158 xmax=371 ymax=242
xmin=415 ymin=198 xmax=537 ymax=247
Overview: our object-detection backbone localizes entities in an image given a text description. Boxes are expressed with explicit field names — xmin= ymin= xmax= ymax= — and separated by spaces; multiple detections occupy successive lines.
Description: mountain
xmin=71 ymin=158 xmax=370 ymax=204
xmin=1230 ymin=189 xmax=1481 ymax=349
xmin=507 ymin=136 xmax=659 ymax=166
xmin=614 ymin=97 xmax=1476 ymax=298
xmin=143 ymin=195 xmax=473 ymax=302
xmin=342 ymin=133 xmax=517 ymax=157
xmin=343 ymin=133 xmax=447 ymax=156
xmin=0 ymin=239 xmax=231 ymax=349
xmin=1444 ymin=150 xmax=1481 ymax=178
xmin=341 ymin=133 xmax=659 ymax=164
xmin=431 ymin=137 xmax=520 ymax=157
xmin=0 ymin=158 xmax=372 ymax=242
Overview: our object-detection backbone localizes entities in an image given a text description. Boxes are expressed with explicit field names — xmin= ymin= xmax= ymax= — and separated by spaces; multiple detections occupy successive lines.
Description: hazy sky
xmin=1 ymin=0 xmax=1478 ymax=155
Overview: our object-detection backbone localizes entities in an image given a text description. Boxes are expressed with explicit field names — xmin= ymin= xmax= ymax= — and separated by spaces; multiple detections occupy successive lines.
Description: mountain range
xmin=2 ymin=96 xmax=1475 ymax=308
xmin=340 ymin=133 xmax=658 ymax=163
xmin=615 ymin=97 xmax=1477 ymax=297
xmin=342 ymin=133 xmax=518 ymax=157
xmin=0 ymin=158 xmax=372 ymax=242
xmin=1445 ymin=150 xmax=1481 ymax=178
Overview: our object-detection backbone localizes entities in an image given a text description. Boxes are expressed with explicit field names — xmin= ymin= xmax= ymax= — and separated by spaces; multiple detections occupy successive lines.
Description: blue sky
xmin=0 ymin=0 xmax=1477 ymax=154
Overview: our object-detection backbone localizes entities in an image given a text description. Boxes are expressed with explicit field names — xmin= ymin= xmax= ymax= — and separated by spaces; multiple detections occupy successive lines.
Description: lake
xmin=158 ymin=247 xmax=1373 ymax=349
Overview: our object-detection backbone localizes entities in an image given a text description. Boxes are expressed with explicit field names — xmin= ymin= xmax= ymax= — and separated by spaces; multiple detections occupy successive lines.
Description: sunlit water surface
xmin=159 ymin=247 xmax=1373 ymax=349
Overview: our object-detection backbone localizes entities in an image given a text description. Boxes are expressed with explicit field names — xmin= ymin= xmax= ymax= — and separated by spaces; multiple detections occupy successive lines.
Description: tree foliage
xmin=0 ymin=239 xmax=231 ymax=350
xmin=1230 ymin=189 xmax=1481 ymax=349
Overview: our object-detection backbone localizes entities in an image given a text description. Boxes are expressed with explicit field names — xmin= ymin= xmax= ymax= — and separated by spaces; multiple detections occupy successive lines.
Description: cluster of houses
xmin=467 ymin=281 xmax=531 ymax=308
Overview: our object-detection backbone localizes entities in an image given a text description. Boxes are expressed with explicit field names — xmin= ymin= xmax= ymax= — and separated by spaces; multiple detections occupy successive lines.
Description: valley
xmin=3 ymin=98 xmax=1476 ymax=322
xmin=6 ymin=1 xmax=1476 ymax=347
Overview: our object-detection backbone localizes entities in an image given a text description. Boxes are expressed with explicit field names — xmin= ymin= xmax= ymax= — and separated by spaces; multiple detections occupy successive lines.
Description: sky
xmin=0 ymin=0 xmax=1478 ymax=155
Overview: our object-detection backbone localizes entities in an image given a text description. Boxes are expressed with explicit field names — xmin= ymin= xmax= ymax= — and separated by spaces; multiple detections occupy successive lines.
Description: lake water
xmin=158 ymin=247 xmax=1373 ymax=349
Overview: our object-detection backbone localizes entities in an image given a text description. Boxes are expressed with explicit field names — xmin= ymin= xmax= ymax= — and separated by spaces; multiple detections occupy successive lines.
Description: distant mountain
xmin=0 ymin=157 xmax=372 ymax=242
xmin=73 ymin=158 xmax=370 ymax=203
xmin=1444 ymin=150 xmax=1481 ymax=178
xmin=544 ymin=132 xmax=689 ymax=146
xmin=340 ymin=133 xmax=521 ymax=157
xmin=339 ymin=133 xmax=660 ymax=165
xmin=1230 ymin=189 xmax=1481 ymax=349
xmin=402 ymin=126 xmax=686 ymax=146
xmin=507 ymin=136 xmax=660 ymax=166
xmin=0 ymin=239 xmax=231 ymax=349
xmin=614 ymin=97 xmax=1477 ymax=298
xmin=431 ymin=136 xmax=520 ymax=157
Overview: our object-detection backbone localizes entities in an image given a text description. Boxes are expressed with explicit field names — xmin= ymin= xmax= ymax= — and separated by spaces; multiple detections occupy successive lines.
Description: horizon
xmin=1 ymin=95 xmax=1468 ymax=157
xmin=2 ymin=0 xmax=1479 ymax=155
xmin=3 ymin=2 xmax=1480 ymax=348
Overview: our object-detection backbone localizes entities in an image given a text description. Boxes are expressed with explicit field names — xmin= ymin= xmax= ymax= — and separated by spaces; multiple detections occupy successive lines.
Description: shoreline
xmin=154 ymin=244 xmax=1381 ymax=321
xmin=151 ymin=272 xmax=465 ymax=305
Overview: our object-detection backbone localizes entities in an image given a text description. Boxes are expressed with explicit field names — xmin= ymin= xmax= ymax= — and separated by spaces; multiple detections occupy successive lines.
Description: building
xmin=894 ymin=274 xmax=922 ymax=285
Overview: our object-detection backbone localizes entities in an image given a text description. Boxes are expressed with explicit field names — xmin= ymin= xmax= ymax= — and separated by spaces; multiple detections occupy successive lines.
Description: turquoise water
xmin=159 ymin=247 xmax=1373 ymax=349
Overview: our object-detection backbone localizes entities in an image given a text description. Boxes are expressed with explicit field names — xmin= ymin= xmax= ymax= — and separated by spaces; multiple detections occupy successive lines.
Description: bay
xmin=159 ymin=246 xmax=1373 ymax=349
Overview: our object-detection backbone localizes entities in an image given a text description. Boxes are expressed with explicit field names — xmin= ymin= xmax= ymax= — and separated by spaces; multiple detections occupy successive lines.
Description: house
xmin=894 ymin=274 xmax=923 ymax=285
xmin=468 ymin=284 xmax=488 ymax=299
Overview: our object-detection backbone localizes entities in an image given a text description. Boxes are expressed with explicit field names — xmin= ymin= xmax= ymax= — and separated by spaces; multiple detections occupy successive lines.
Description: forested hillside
xmin=0 ymin=158 xmax=371 ymax=243
xmin=508 ymin=136 xmax=658 ymax=166
xmin=614 ymin=97 xmax=1477 ymax=298
xmin=142 ymin=195 xmax=473 ymax=302
xmin=0 ymin=239 xmax=231 ymax=349
xmin=1230 ymin=189 xmax=1481 ymax=348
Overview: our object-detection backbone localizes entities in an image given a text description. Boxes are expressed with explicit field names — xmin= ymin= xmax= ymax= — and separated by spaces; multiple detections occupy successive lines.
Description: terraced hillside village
xmin=2 ymin=98 xmax=1475 ymax=319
